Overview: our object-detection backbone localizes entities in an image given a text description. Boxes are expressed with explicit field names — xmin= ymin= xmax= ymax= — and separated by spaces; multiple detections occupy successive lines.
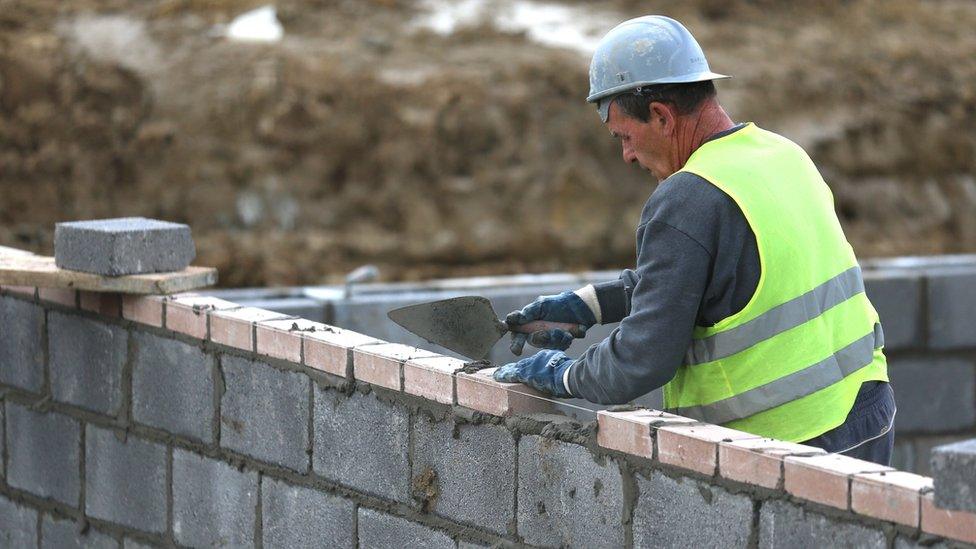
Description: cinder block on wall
xmin=261 ymin=476 xmax=356 ymax=548
xmin=42 ymin=516 xmax=118 ymax=548
xmin=759 ymin=499 xmax=887 ymax=547
xmin=357 ymin=508 xmax=454 ymax=549
xmin=172 ymin=449 xmax=258 ymax=547
xmin=6 ymin=402 xmax=80 ymax=506
xmin=220 ymin=356 xmax=310 ymax=471
xmin=0 ymin=296 xmax=45 ymax=392
xmin=54 ymin=217 xmax=195 ymax=275
xmin=85 ymin=425 xmax=167 ymax=533
xmin=0 ymin=496 xmax=37 ymax=547
xmin=927 ymin=270 xmax=976 ymax=349
xmin=633 ymin=471 xmax=753 ymax=547
xmin=312 ymin=389 xmax=411 ymax=503
xmin=888 ymin=357 xmax=976 ymax=433
xmin=518 ymin=436 xmax=625 ymax=547
xmin=49 ymin=311 xmax=127 ymax=415
xmin=132 ymin=332 xmax=214 ymax=443
xmin=412 ymin=415 xmax=515 ymax=535
xmin=931 ymin=439 xmax=976 ymax=512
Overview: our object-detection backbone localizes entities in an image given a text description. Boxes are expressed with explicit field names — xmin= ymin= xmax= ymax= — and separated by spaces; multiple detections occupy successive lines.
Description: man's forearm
xmin=564 ymin=221 xmax=710 ymax=404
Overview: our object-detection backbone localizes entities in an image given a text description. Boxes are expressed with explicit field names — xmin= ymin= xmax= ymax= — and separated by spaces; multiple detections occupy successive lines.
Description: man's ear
xmin=649 ymin=101 xmax=677 ymax=135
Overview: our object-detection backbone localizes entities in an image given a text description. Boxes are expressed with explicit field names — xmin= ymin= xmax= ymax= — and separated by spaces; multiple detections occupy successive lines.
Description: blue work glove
xmin=492 ymin=350 xmax=574 ymax=398
xmin=507 ymin=291 xmax=597 ymax=355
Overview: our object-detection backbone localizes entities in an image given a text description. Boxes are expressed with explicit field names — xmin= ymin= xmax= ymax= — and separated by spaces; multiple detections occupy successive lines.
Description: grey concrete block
xmin=312 ymin=389 xmax=410 ymax=503
xmin=41 ymin=515 xmax=119 ymax=548
xmin=891 ymin=439 xmax=916 ymax=473
xmin=132 ymin=332 xmax=213 ymax=443
xmin=261 ymin=476 xmax=355 ymax=548
xmin=0 ymin=296 xmax=45 ymax=392
xmin=0 ymin=495 xmax=38 ymax=547
xmin=888 ymin=357 xmax=976 ymax=432
xmin=357 ymin=508 xmax=454 ymax=549
xmin=893 ymin=535 xmax=949 ymax=549
xmin=633 ymin=471 xmax=753 ymax=548
xmin=931 ymin=438 xmax=976 ymax=512
xmin=914 ymin=436 xmax=966 ymax=477
xmin=172 ymin=449 xmax=257 ymax=547
xmin=54 ymin=217 xmax=195 ymax=276
xmin=759 ymin=500 xmax=886 ymax=548
xmin=85 ymin=425 xmax=167 ymax=533
xmin=517 ymin=436 xmax=624 ymax=547
xmin=49 ymin=312 xmax=127 ymax=415
xmin=412 ymin=415 xmax=515 ymax=536
xmin=220 ymin=355 xmax=310 ymax=471
xmin=927 ymin=271 xmax=976 ymax=349
xmin=7 ymin=403 xmax=80 ymax=506
xmin=863 ymin=273 xmax=922 ymax=350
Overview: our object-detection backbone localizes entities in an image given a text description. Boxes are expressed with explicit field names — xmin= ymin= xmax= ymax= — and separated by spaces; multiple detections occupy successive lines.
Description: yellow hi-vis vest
xmin=662 ymin=123 xmax=888 ymax=443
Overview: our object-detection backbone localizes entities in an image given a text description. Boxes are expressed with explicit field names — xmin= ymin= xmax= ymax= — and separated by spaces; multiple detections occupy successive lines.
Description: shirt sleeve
xmin=566 ymin=219 xmax=712 ymax=404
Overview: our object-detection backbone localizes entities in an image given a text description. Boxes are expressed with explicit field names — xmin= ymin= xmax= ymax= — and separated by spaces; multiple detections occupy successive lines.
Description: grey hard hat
xmin=587 ymin=15 xmax=730 ymax=122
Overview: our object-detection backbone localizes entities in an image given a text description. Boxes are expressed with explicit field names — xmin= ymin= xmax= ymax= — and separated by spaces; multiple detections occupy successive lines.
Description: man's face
xmin=606 ymin=101 xmax=672 ymax=180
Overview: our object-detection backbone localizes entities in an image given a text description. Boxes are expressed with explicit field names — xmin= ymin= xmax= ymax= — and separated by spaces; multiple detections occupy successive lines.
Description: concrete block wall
xmin=211 ymin=255 xmax=976 ymax=454
xmin=1 ymin=280 xmax=975 ymax=547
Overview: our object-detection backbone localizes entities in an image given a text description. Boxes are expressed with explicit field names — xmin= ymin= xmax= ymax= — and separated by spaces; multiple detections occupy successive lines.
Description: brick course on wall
xmin=1 ymin=268 xmax=975 ymax=548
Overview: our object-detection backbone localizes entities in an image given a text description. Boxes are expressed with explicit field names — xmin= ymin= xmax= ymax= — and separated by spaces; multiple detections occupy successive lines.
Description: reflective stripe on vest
xmin=684 ymin=266 xmax=865 ymax=366
xmin=670 ymin=323 xmax=884 ymax=424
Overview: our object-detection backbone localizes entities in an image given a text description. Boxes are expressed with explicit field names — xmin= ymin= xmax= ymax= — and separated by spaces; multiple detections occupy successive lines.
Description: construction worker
xmin=494 ymin=16 xmax=895 ymax=465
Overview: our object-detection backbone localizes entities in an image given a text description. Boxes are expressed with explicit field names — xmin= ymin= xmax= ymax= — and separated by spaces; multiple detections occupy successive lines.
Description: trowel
xmin=387 ymin=296 xmax=586 ymax=361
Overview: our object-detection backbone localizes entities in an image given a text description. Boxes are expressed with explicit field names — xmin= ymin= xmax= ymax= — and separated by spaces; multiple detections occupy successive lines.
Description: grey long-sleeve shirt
xmin=566 ymin=124 xmax=762 ymax=404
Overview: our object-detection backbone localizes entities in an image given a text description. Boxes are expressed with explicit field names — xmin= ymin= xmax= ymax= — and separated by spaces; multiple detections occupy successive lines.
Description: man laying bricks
xmin=494 ymin=15 xmax=896 ymax=465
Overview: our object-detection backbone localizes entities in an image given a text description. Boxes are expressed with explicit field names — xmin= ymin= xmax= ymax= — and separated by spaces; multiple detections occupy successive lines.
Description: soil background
xmin=3 ymin=0 xmax=976 ymax=287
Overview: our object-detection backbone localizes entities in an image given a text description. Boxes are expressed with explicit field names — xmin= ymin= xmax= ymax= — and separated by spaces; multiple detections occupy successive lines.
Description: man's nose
xmin=622 ymin=145 xmax=637 ymax=164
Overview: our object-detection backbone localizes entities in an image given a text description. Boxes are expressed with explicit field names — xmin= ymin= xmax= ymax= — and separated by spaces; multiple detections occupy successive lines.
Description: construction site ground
xmin=2 ymin=0 xmax=976 ymax=287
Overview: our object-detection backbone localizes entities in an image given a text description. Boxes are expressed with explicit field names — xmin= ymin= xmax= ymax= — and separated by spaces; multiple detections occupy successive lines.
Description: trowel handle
xmin=510 ymin=321 xmax=587 ymax=338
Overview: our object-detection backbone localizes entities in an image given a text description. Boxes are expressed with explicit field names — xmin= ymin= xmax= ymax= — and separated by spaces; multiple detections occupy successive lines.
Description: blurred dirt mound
xmin=2 ymin=0 xmax=976 ymax=286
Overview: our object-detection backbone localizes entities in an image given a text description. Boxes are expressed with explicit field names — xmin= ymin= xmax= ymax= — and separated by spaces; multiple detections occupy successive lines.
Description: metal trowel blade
xmin=387 ymin=296 xmax=508 ymax=360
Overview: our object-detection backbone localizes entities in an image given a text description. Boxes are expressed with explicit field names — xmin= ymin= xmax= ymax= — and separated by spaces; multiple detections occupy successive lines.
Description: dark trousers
xmin=800 ymin=381 xmax=896 ymax=466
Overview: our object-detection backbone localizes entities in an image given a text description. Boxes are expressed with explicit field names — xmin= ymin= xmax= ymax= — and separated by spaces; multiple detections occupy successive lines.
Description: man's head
xmin=605 ymin=81 xmax=718 ymax=179
xmin=587 ymin=16 xmax=730 ymax=179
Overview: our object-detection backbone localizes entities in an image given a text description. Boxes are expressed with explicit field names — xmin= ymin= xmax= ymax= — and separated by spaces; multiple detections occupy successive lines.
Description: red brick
xmin=37 ymin=288 xmax=77 ymax=308
xmin=921 ymin=493 xmax=976 ymax=544
xmin=121 ymin=295 xmax=164 ymax=327
xmin=210 ymin=307 xmax=290 ymax=352
xmin=656 ymin=422 xmax=759 ymax=476
xmin=784 ymin=453 xmax=893 ymax=510
xmin=596 ymin=409 xmax=664 ymax=459
xmin=255 ymin=318 xmax=322 ymax=363
xmin=79 ymin=291 xmax=122 ymax=317
xmin=718 ymin=438 xmax=825 ymax=490
xmin=165 ymin=295 xmax=238 ymax=340
xmin=352 ymin=343 xmax=437 ymax=391
xmin=851 ymin=470 xmax=931 ymax=527
xmin=403 ymin=355 xmax=464 ymax=405
xmin=1 ymin=285 xmax=36 ymax=299
xmin=303 ymin=328 xmax=380 ymax=377
xmin=456 ymin=367 xmax=558 ymax=416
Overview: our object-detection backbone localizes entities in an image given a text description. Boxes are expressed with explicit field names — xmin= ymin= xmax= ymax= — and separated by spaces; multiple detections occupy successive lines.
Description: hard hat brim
xmin=593 ymin=71 xmax=731 ymax=123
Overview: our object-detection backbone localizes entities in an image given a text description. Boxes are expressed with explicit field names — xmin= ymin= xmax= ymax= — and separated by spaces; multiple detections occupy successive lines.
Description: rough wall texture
xmin=0 ymin=267 xmax=975 ymax=547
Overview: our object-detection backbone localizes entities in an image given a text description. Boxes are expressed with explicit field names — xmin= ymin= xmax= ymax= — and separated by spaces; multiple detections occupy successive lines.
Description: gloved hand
xmin=507 ymin=290 xmax=597 ymax=355
xmin=492 ymin=350 xmax=574 ymax=398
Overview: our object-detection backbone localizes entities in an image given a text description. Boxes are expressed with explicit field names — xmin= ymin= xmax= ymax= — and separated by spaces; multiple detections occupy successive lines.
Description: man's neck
xmin=669 ymin=100 xmax=735 ymax=173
